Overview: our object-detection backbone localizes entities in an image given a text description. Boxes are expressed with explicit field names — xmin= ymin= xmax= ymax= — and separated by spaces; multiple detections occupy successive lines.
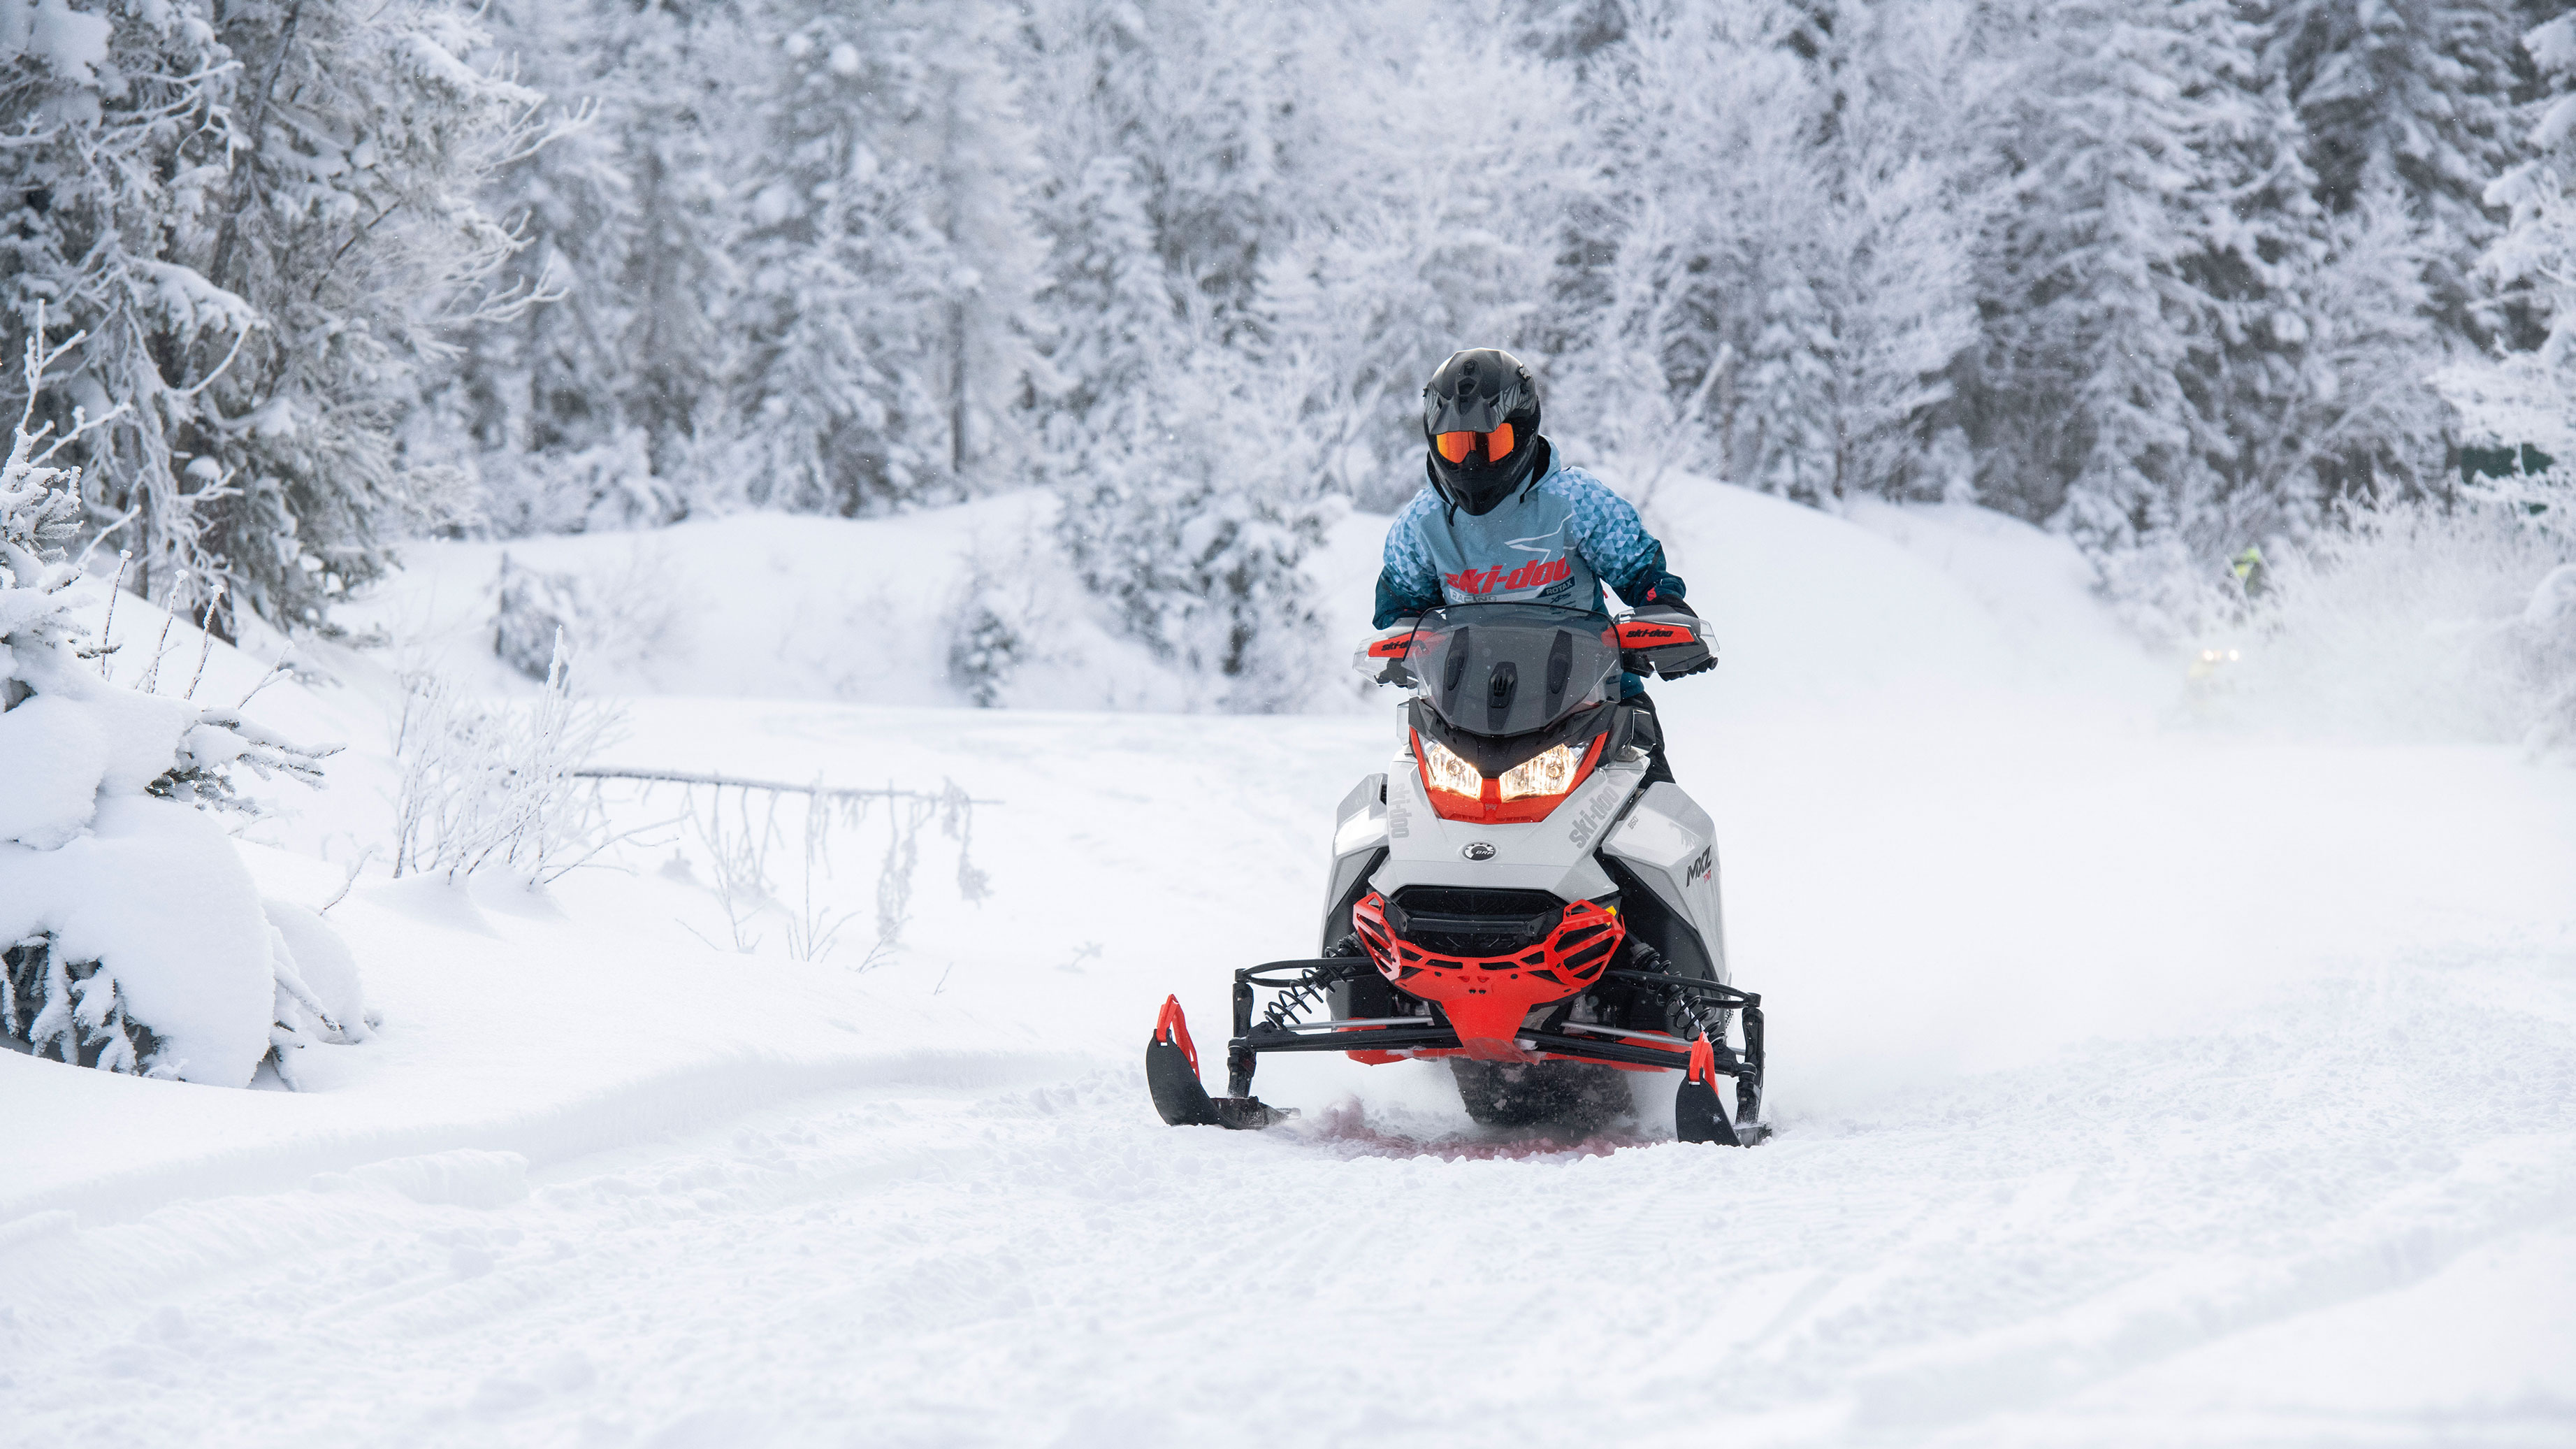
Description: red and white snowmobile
xmin=1146 ymin=603 xmax=1768 ymax=1145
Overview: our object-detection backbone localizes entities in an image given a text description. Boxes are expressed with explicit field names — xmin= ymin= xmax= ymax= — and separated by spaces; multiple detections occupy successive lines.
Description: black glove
xmin=1631 ymin=602 xmax=1715 ymax=679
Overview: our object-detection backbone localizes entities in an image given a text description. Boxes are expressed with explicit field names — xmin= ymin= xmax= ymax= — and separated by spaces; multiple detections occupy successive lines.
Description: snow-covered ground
xmin=5 ymin=485 xmax=2572 ymax=1447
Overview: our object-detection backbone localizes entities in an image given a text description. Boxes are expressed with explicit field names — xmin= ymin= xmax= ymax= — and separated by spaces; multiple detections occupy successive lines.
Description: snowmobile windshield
xmin=1405 ymin=603 xmax=1623 ymax=738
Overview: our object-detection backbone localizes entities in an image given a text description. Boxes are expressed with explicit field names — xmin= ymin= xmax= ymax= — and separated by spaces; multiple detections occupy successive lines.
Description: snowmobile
xmin=1145 ymin=602 xmax=1768 ymax=1145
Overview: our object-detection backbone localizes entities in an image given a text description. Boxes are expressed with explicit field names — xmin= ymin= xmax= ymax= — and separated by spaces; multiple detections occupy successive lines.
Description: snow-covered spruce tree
xmin=2438 ymin=8 xmax=2576 ymax=545
xmin=1544 ymin=0 xmax=1823 ymax=496
xmin=1016 ymin=0 xmax=1297 ymax=354
xmin=0 ymin=1 xmax=544 ymax=639
xmin=1020 ymin=0 xmax=1340 ymax=706
xmin=1052 ymin=343 xmax=1341 ymax=709
xmin=1962 ymin=0 xmax=2338 ymax=626
xmin=1746 ymin=1 xmax=1994 ymax=507
xmin=0 ymin=327 xmax=361 ymax=1087
xmin=2259 ymin=0 xmax=2521 ymax=343
xmin=1022 ymin=151 xmax=1338 ymax=705
xmin=728 ymin=0 xmax=1038 ymax=515
xmin=2222 ymin=0 xmax=2517 ymax=509
xmin=442 ymin=0 xmax=755 ymax=534
xmin=1027 ymin=0 xmax=1576 ymax=514
xmin=1542 ymin=0 xmax=1991 ymax=506
xmin=1251 ymin=3 xmax=1582 ymax=512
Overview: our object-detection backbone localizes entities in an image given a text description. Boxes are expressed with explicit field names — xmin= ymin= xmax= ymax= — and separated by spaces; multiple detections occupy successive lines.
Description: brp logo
xmin=1462 ymin=842 xmax=1496 ymax=861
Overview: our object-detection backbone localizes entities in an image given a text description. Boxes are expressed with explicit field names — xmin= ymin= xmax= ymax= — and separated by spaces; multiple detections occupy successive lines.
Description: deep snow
xmin=3 ymin=483 xmax=2572 ymax=1448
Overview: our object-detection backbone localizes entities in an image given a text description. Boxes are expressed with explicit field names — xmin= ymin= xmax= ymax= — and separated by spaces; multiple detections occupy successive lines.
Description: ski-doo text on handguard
xmin=1146 ymin=603 xmax=1769 ymax=1144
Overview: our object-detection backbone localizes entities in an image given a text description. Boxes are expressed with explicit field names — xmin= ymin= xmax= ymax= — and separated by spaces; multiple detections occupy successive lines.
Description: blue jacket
xmin=1373 ymin=441 xmax=1688 ymax=628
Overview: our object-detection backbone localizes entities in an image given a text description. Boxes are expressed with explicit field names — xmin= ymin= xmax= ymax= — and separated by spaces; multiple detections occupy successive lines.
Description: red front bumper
xmin=1349 ymin=892 xmax=1626 ymax=1060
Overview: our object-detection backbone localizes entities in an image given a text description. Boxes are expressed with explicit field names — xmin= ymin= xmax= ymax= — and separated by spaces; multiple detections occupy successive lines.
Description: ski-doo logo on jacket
xmin=1380 ymin=457 xmax=1672 ymax=619
xmin=1442 ymin=556 xmax=1574 ymax=596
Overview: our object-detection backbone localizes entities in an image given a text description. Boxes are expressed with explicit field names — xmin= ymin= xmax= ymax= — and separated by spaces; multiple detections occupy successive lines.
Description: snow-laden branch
xmin=571 ymin=767 xmax=1002 ymax=807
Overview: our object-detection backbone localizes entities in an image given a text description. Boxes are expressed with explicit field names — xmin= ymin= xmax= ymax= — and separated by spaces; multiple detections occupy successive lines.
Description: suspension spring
xmin=1260 ymin=935 xmax=1363 ymax=1030
xmin=1628 ymin=938 xmax=1732 ymax=1044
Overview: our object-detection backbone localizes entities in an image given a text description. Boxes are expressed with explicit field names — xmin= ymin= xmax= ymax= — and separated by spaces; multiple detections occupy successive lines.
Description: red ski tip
xmin=1154 ymin=995 xmax=1199 ymax=1075
xmin=1686 ymin=1033 xmax=1716 ymax=1086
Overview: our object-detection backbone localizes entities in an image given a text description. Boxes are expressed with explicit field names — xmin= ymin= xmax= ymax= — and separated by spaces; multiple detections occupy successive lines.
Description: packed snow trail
xmin=5 ymin=698 xmax=2573 ymax=1447
xmin=5 ymin=489 xmax=2572 ymax=1446
xmin=4 ymin=954 xmax=2572 ymax=1448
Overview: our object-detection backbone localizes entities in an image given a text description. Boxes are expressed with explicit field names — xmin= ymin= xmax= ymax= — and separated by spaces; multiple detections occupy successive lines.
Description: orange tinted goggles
xmin=1433 ymin=423 xmax=1514 ymax=465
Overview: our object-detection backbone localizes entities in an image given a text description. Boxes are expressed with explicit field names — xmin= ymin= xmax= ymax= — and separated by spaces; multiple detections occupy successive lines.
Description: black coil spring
xmin=1628 ymin=937 xmax=1732 ymax=1044
xmin=1261 ymin=935 xmax=1363 ymax=1030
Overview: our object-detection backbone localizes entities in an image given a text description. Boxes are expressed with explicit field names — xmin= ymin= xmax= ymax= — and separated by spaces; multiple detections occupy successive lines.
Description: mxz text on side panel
xmin=1600 ymin=781 xmax=1727 ymax=979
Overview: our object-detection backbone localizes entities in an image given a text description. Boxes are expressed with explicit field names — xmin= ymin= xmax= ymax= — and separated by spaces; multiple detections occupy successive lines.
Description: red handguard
xmin=1615 ymin=618 xmax=1698 ymax=649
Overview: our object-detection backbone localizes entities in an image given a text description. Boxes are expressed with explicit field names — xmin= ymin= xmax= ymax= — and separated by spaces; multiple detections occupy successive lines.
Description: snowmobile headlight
xmin=1498 ymin=744 xmax=1582 ymax=800
xmin=1420 ymin=739 xmax=1483 ymax=800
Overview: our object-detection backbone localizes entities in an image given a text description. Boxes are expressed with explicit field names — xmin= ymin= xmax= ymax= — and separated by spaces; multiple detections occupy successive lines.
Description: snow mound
xmin=340 ymin=493 xmax=1226 ymax=711
xmin=6 ymin=408 xmax=365 ymax=1086
xmin=1630 ymin=478 xmax=2165 ymax=719
xmin=0 ymin=796 xmax=278 ymax=1085
xmin=345 ymin=481 xmax=2161 ymax=722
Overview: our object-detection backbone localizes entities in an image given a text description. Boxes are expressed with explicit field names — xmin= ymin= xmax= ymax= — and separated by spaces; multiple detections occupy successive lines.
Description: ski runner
xmin=1370 ymin=348 xmax=1711 ymax=784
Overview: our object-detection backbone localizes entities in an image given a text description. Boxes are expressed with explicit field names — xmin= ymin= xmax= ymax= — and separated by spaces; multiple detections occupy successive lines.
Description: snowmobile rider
xmin=2231 ymin=545 xmax=2269 ymax=601
xmin=1371 ymin=347 xmax=1711 ymax=784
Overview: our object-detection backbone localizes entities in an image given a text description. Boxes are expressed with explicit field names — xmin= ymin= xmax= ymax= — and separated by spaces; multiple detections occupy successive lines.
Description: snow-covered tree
xmin=1962 ymin=0 xmax=2338 ymax=621
xmin=2437 ymin=8 xmax=2576 ymax=542
xmin=1542 ymin=1 xmax=1990 ymax=507
xmin=1544 ymin=0 xmax=1821 ymax=495
xmin=437 ymin=0 xmax=767 ymax=536
xmin=1773 ymin=1 xmax=1995 ymax=505
xmin=0 ymin=323 xmax=361 ymax=1087
xmin=1 ymin=1 xmax=547 ymax=637
xmin=1254 ymin=1 xmax=1582 ymax=510
xmin=1019 ymin=0 xmax=1341 ymax=704
xmin=728 ymin=0 xmax=1038 ymax=514
xmin=2260 ymin=0 xmax=2521 ymax=339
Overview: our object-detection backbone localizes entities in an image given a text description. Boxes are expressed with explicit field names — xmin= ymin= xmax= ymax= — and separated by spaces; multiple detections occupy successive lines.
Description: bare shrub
xmin=394 ymin=631 xmax=627 ymax=881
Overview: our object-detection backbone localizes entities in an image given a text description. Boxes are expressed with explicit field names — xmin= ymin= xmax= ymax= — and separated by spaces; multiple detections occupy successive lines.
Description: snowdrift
xmin=338 ymin=492 xmax=1387 ymax=713
xmin=338 ymin=479 xmax=2170 ymax=723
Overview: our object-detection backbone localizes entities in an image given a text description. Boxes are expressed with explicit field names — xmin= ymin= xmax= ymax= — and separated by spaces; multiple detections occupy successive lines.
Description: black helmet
xmin=1423 ymin=348 xmax=1542 ymax=514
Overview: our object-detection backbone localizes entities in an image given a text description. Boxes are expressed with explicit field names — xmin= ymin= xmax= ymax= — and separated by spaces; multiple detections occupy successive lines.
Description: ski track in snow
xmin=5 ymin=975 xmax=2573 ymax=1448
xmin=7 ymin=698 xmax=2570 ymax=1448
xmin=6 ymin=491 xmax=2575 ymax=1446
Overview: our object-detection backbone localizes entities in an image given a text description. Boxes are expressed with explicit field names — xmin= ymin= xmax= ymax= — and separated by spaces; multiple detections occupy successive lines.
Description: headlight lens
xmin=1498 ymin=743 xmax=1583 ymax=800
xmin=1420 ymin=738 xmax=1483 ymax=799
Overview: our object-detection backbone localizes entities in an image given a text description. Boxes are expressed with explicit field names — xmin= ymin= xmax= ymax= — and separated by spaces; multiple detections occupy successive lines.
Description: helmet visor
xmin=1433 ymin=423 xmax=1515 ymax=466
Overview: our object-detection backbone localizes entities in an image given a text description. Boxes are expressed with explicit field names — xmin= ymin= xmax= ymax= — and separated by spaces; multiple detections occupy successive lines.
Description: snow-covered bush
xmin=948 ymin=601 xmax=1024 ymax=711
xmin=468 ymin=433 xmax=681 ymax=540
xmin=946 ymin=526 xmax=1067 ymax=708
xmin=493 ymin=555 xmax=589 ymax=682
xmin=394 ymin=633 xmax=623 ymax=882
xmin=1 ymin=329 xmax=359 ymax=1088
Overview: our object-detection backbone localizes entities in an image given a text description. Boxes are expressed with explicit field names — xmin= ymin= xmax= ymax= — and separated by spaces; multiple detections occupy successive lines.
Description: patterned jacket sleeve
xmin=1373 ymin=489 xmax=1446 ymax=627
xmin=1557 ymin=468 xmax=1688 ymax=605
